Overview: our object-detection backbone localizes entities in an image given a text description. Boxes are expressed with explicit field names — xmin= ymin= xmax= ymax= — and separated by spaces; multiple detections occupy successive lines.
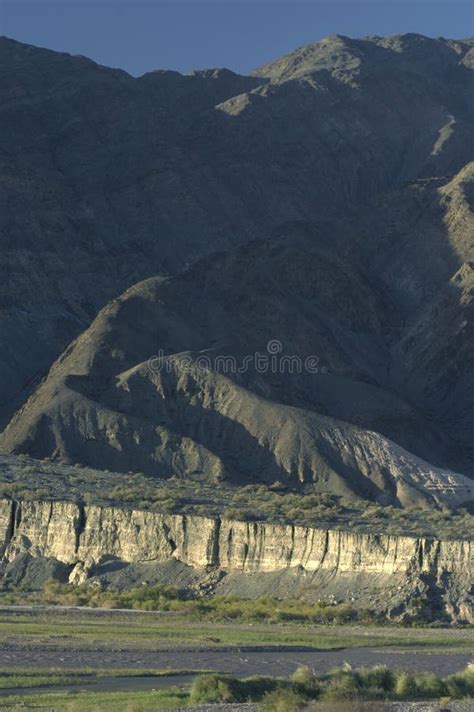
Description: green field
xmin=0 ymin=687 xmax=187 ymax=710
xmin=0 ymin=667 xmax=211 ymax=689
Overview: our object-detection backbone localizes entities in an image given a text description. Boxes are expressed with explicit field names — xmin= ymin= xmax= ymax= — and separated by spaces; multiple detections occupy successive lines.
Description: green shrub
xmin=321 ymin=672 xmax=360 ymax=701
xmin=412 ymin=672 xmax=446 ymax=698
xmin=189 ymin=673 xmax=242 ymax=704
xmin=190 ymin=673 xmax=287 ymax=705
xmin=317 ymin=604 xmax=357 ymax=624
xmin=357 ymin=665 xmax=395 ymax=693
xmin=394 ymin=672 xmax=417 ymax=698
xmin=188 ymin=665 xmax=471 ymax=709
xmin=445 ymin=663 xmax=474 ymax=698
xmin=222 ymin=507 xmax=254 ymax=520
xmin=292 ymin=665 xmax=320 ymax=694
xmin=241 ymin=675 xmax=281 ymax=700
xmin=258 ymin=687 xmax=306 ymax=711
xmin=394 ymin=670 xmax=447 ymax=699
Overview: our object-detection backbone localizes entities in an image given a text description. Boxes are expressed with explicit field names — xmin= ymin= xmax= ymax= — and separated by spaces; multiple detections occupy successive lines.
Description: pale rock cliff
xmin=0 ymin=498 xmax=471 ymax=622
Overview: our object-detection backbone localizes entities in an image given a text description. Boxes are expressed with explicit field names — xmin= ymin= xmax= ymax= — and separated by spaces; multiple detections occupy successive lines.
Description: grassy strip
xmin=0 ymin=610 xmax=472 ymax=652
xmin=0 ymin=668 xmax=212 ymax=690
xmin=0 ymin=673 xmax=83 ymax=690
xmin=0 ymin=688 xmax=187 ymax=710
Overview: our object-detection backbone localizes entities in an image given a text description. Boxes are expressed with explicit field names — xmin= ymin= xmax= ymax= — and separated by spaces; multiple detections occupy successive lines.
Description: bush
xmin=357 ymin=665 xmax=395 ymax=693
xmin=190 ymin=673 xmax=282 ymax=705
xmin=241 ymin=675 xmax=281 ymax=700
xmin=321 ymin=672 xmax=360 ymax=701
xmin=292 ymin=665 xmax=320 ymax=694
xmin=258 ymin=688 xmax=306 ymax=711
xmin=187 ymin=665 xmax=470 ymax=708
xmin=445 ymin=663 xmax=474 ymax=698
xmin=411 ymin=672 xmax=446 ymax=698
xmin=317 ymin=603 xmax=357 ymax=624
xmin=189 ymin=673 xmax=242 ymax=704
xmin=394 ymin=672 xmax=417 ymax=698
xmin=222 ymin=507 xmax=254 ymax=520
xmin=394 ymin=670 xmax=447 ymax=699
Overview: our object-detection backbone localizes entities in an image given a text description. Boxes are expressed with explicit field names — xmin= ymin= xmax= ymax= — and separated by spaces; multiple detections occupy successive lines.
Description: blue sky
xmin=1 ymin=1 xmax=473 ymax=76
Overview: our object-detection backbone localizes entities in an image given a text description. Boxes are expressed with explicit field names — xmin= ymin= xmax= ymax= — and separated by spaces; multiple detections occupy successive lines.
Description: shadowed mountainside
xmin=0 ymin=33 xmax=473 ymax=506
xmin=2 ymin=233 xmax=473 ymax=507
xmin=0 ymin=33 xmax=473 ymax=427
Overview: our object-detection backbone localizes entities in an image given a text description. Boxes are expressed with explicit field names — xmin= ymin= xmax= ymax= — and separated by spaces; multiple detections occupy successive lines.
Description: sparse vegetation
xmin=0 ymin=608 xmax=471 ymax=709
xmin=0 ymin=671 xmax=81 ymax=690
xmin=259 ymin=686 xmax=306 ymax=710
xmin=189 ymin=672 xmax=247 ymax=703
xmin=0 ymin=687 xmax=187 ymax=710
xmin=0 ymin=455 xmax=472 ymax=540
xmin=187 ymin=664 xmax=474 ymax=706
xmin=1 ymin=580 xmax=367 ymax=624
xmin=0 ymin=664 xmax=473 ymax=709
xmin=0 ymin=606 xmax=471 ymax=654
xmin=0 ymin=667 xmax=205 ymax=690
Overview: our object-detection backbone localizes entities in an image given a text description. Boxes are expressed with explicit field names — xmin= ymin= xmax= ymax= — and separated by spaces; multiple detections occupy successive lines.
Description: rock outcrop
xmin=0 ymin=498 xmax=472 ymax=622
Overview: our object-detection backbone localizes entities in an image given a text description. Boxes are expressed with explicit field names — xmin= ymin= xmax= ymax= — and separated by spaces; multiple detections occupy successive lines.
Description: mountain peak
xmin=253 ymin=32 xmax=469 ymax=82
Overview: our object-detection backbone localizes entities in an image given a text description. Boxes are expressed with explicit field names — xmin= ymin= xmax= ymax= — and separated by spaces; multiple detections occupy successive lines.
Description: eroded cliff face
xmin=0 ymin=498 xmax=472 ymax=622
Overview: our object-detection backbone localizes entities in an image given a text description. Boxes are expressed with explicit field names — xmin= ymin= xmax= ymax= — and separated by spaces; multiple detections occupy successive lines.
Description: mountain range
xmin=0 ymin=32 xmax=473 ymax=509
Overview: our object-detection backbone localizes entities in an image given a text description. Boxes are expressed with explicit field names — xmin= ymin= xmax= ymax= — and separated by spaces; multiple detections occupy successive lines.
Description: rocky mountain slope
xmin=2 ymin=236 xmax=473 ymax=507
xmin=1 ymin=33 xmax=473 ymax=419
xmin=0 ymin=33 xmax=473 ymax=507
